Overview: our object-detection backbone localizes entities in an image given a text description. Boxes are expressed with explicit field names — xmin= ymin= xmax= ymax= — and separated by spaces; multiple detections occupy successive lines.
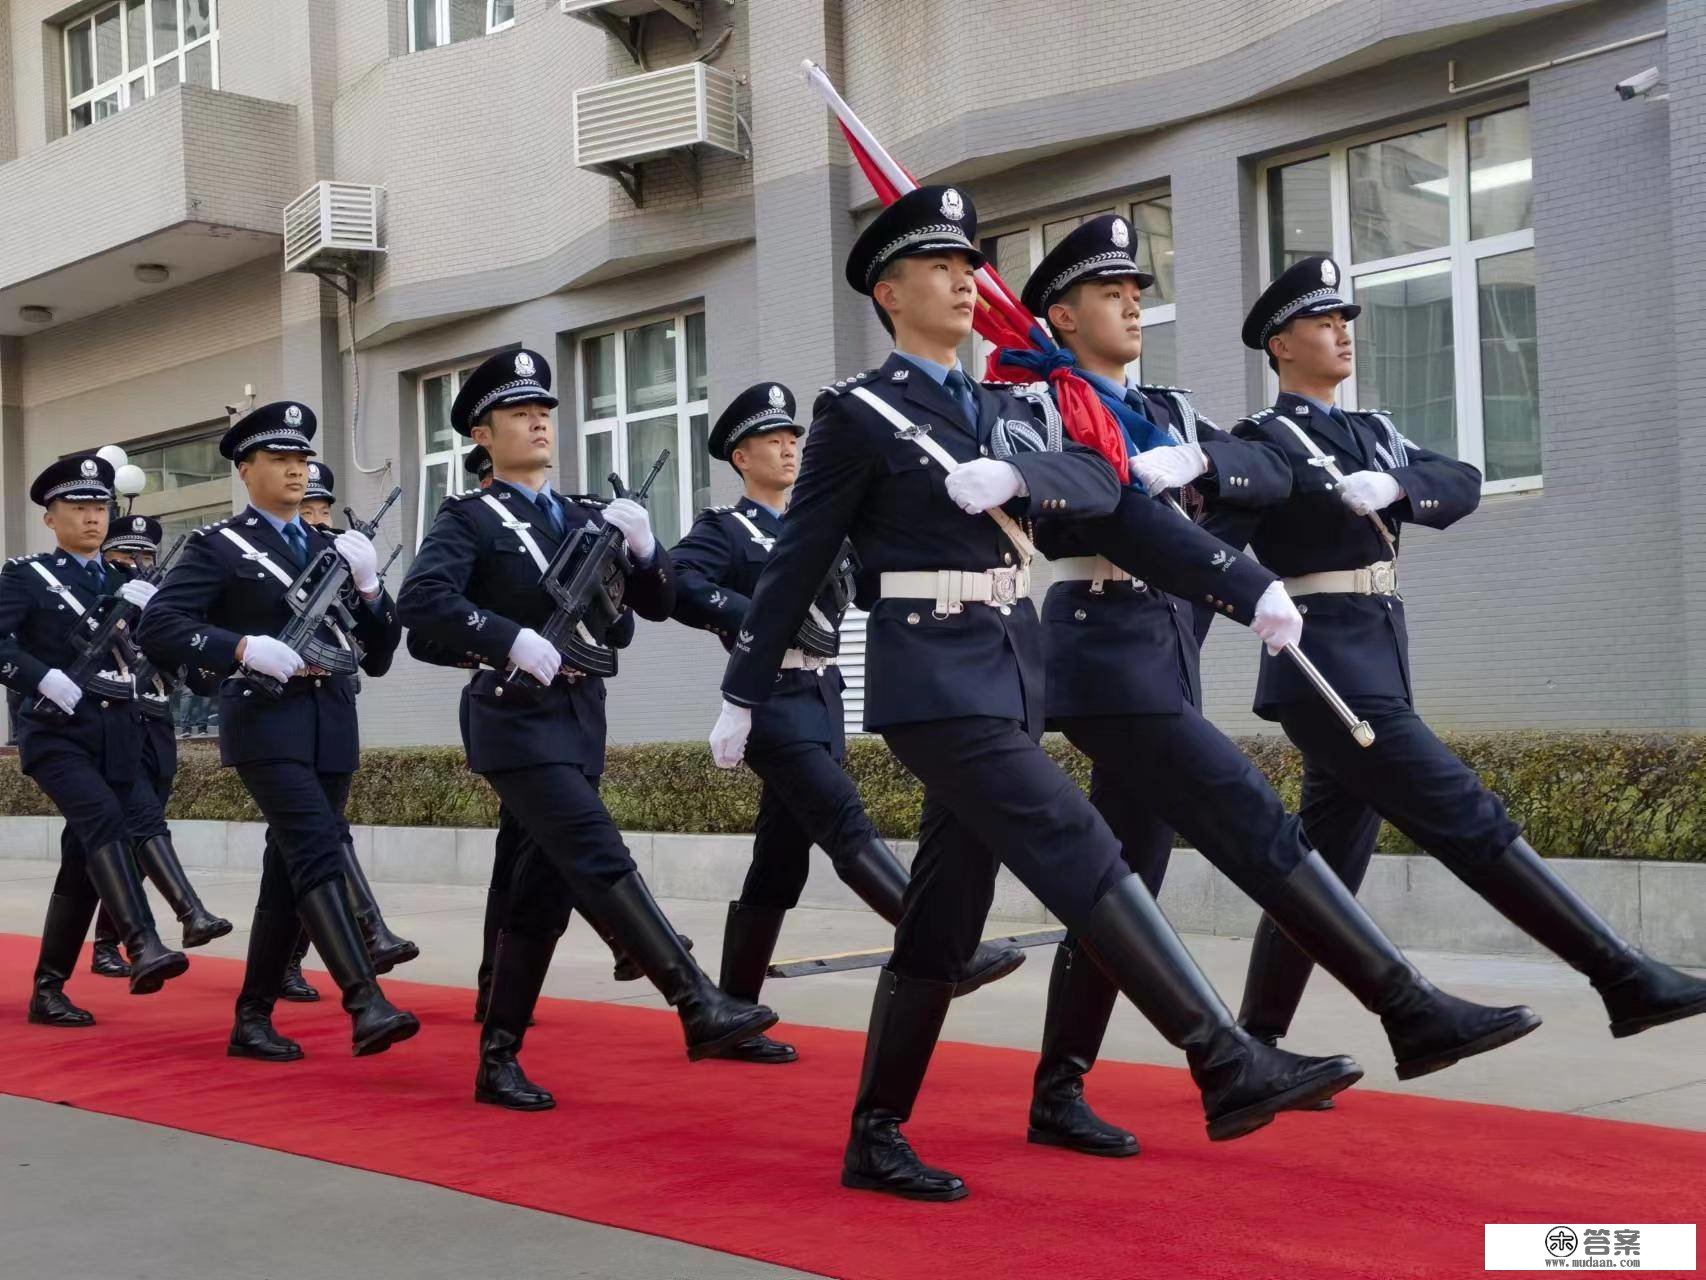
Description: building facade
xmin=1 ymin=0 xmax=1701 ymax=748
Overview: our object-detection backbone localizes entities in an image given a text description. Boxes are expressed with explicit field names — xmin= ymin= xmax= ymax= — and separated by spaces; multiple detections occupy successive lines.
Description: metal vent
xmin=574 ymin=62 xmax=742 ymax=197
xmin=283 ymin=182 xmax=385 ymax=276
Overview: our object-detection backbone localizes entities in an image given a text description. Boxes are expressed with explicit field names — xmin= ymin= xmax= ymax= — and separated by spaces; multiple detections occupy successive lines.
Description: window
xmin=577 ymin=310 xmax=708 ymax=551
xmin=1259 ymin=103 xmax=1539 ymax=491
xmin=975 ymin=190 xmax=1176 ymax=386
xmin=63 ymin=0 xmax=218 ymax=134
xmin=416 ymin=361 xmax=482 ymax=543
xmin=409 ymin=0 xmax=514 ymax=51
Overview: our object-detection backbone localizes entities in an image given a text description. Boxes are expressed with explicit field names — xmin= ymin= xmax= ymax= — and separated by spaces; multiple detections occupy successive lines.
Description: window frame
xmin=63 ymin=0 xmax=220 ymax=135
xmin=972 ymin=188 xmax=1177 ymax=385
xmin=415 ymin=361 xmax=482 ymax=545
xmin=408 ymin=0 xmax=515 ymax=52
xmin=575 ymin=308 xmax=709 ymax=549
xmin=1255 ymin=95 xmax=1540 ymax=495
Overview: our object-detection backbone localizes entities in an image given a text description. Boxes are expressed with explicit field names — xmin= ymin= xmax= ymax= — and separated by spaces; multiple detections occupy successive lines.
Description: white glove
xmin=116 ymin=579 xmax=158 ymax=609
xmin=1250 ymin=581 xmax=1304 ymax=656
xmin=945 ymin=459 xmax=1025 ymax=514
xmin=239 ymin=634 xmax=305 ymax=682
xmin=334 ymin=530 xmax=381 ymax=595
xmin=1337 ymin=470 xmax=1403 ymax=516
xmin=36 ymin=669 xmax=82 ymax=715
xmin=710 ymin=699 xmax=753 ymax=769
xmin=602 ymin=498 xmax=656 ymax=563
xmin=508 ymin=627 xmax=562 ymax=686
xmin=1130 ymin=443 xmax=1208 ymax=496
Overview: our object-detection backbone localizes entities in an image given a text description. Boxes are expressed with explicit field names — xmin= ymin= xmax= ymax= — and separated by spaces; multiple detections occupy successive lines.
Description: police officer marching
xmin=138 ymin=402 xmax=420 ymax=1062
xmin=1223 ymin=256 xmax=1706 ymax=1048
xmin=399 ymin=348 xmax=777 ymax=1112
xmin=3 ymin=455 xmax=189 ymax=1026
xmin=709 ymin=185 xmax=1361 ymax=1203
xmin=671 ymin=382 xmax=1022 ymax=1064
xmin=1009 ymin=218 xmax=1536 ymax=1157
xmin=86 ymin=512 xmax=232 ymax=981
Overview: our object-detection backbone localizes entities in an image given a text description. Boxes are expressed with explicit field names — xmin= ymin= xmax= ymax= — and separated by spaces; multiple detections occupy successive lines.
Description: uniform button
xmin=1074 ymin=609 xmax=1087 ymax=621
xmin=243 ymin=689 xmax=251 ymax=698
xmin=314 ymin=678 xmax=323 ymax=687
xmin=919 ymin=456 xmax=929 ymax=465
xmin=906 ymin=612 xmax=920 ymax=625
xmin=1003 ymin=552 xmax=1013 ymax=565
xmin=999 ymin=605 xmax=1011 ymax=616
xmin=1298 ymin=604 xmax=1308 ymax=615
xmin=100 ymin=700 xmax=109 ymax=708
xmin=979 ymin=445 xmax=989 ymax=456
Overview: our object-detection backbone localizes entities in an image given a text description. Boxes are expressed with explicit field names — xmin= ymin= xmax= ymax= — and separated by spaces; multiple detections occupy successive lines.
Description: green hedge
xmin=2 ymin=732 xmax=1702 ymax=860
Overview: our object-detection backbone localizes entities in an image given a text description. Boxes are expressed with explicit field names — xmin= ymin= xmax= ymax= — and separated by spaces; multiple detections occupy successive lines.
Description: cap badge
xmin=133 ymin=517 xmax=146 ymax=532
xmin=941 ymin=189 xmax=965 ymax=222
xmin=1321 ymin=259 xmax=1338 ymax=287
xmin=515 ymin=351 xmax=537 ymax=378
xmin=80 ymin=458 xmax=98 ymax=478
xmin=767 ymin=385 xmax=786 ymax=409
xmin=284 ymin=404 xmax=303 ymax=426
xmin=1110 ymin=219 xmax=1130 ymax=249
xmin=309 ymin=464 xmax=321 ymax=479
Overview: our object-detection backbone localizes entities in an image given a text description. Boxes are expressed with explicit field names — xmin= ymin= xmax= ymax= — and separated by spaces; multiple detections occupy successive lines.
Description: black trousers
xmin=882 ymin=717 xmax=1128 ymax=982
xmin=31 ymin=749 xmax=170 ymax=904
xmin=741 ymin=740 xmax=880 ymax=909
xmin=236 ymin=763 xmax=352 ymax=912
xmin=1061 ymin=707 xmax=1307 ymax=908
xmin=484 ymin=764 xmax=635 ymax=938
xmin=1089 ymin=762 xmax=1173 ymax=897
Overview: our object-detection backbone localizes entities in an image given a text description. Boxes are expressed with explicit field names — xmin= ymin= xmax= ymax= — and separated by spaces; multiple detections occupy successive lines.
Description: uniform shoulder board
xmin=818 ymin=368 xmax=880 ymax=398
xmin=191 ymin=516 xmax=234 ymax=538
xmin=445 ymin=488 xmax=486 ymax=503
xmin=1234 ymin=407 xmax=1278 ymax=429
xmin=5 ymin=551 xmax=45 ymax=565
xmin=699 ymin=502 xmax=738 ymax=517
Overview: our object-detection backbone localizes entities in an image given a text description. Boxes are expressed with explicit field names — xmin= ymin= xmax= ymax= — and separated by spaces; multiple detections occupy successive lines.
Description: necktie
xmin=86 ymin=561 xmax=105 ymax=593
xmin=536 ymin=490 xmax=563 ymax=537
xmin=281 ymin=522 xmax=307 ymax=567
xmin=942 ymin=368 xmax=978 ymax=431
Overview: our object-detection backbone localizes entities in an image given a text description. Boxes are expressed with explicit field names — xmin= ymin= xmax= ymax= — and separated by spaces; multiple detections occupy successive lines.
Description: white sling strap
xmin=218 ymin=526 xmax=351 ymax=652
xmin=849 ymin=386 xmax=1037 ymax=565
xmin=728 ymin=510 xmax=775 ymax=551
xmin=479 ymin=494 xmax=551 ymax=575
xmin=1271 ymin=413 xmax=1399 ymax=558
xmin=29 ymin=560 xmax=85 ymax=616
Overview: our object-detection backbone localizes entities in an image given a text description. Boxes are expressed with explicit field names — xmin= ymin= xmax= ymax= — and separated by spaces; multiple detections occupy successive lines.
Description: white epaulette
xmin=447 ymin=488 xmax=485 ymax=502
xmin=1237 ymin=407 xmax=1278 ymax=427
xmin=703 ymin=503 xmax=738 ymax=515
xmin=5 ymin=552 xmax=45 ymax=565
xmin=818 ymin=368 xmax=880 ymax=397
xmin=191 ymin=517 xmax=234 ymax=538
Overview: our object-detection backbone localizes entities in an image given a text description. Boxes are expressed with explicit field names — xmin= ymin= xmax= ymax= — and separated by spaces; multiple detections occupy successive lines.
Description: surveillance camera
xmin=1616 ymin=67 xmax=1662 ymax=101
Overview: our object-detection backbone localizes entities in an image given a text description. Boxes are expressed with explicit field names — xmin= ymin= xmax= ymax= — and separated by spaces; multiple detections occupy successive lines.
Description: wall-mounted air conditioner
xmin=560 ymin=0 xmax=701 ymax=63
xmin=283 ymin=182 xmax=385 ymax=279
xmin=573 ymin=62 xmax=743 ymax=205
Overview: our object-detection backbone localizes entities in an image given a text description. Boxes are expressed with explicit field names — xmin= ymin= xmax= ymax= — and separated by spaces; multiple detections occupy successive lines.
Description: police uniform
xmin=720 ymin=186 xmax=1359 ymax=1202
xmin=1018 ymin=220 xmax=1537 ymax=1155
xmin=399 ymin=347 xmax=776 ymax=1112
xmin=1 ymin=457 xmax=189 ymax=1024
xmin=139 ymin=401 xmax=420 ymax=1062
xmin=87 ymin=514 xmax=232 ymax=980
xmin=1227 ymin=256 xmax=1706 ymax=1049
xmin=676 ymin=382 xmax=1021 ymax=1065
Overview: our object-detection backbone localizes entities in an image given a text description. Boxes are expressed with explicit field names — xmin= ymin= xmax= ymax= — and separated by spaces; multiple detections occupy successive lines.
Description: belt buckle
xmin=1369 ymin=563 xmax=1396 ymax=595
xmin=990 ymin=568 xmax=1019 ymax=606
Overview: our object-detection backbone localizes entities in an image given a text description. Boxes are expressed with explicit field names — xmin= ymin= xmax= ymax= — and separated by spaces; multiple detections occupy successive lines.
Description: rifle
xmin=246 ymin=486 xmax=402 ymax=698
xmin=34 ymin=534 xmax=187 ymax=719
xmin=794 ymin=539 xmax=860 ymax=658
xmin=508 ymin=449 xmax=669 ymax=688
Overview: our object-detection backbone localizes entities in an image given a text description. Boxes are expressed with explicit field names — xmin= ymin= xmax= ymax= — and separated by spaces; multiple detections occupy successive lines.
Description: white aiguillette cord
xmin=1271 ymin=414 xmax=1399 ymax=559
xmin=849 ymin=386 xmax=1036 ymax=565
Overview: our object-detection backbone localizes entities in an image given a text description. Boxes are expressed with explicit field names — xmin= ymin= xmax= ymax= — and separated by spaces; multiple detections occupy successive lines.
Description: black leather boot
xmin=475 ymin=932 xmax=557 ymax=1110
xmin=609 ymin=923 xmax=693 ymax=982
xmin=339 ymin=840 xmax=419 ymax=974
xmin=228 ymin=909 xmax=306 ymax=1062
xmin=582 ymin=871 xmax=778 ymax=1060
xmin=1459 ymin=838 xmax=1706 ymax=1039
xmin=89 ymin=905 xmax=131 ymax=979
xmin=474 ymin=887 xmax=505 ymax=1022
xmin=717 ymin=902 xmax=797 ymax=1064
xmin=28 ymin=894 xmax=98 ymax=1027
xmin=279 ymin=928 xmax=320 ymax=1002
xmin=1258 ymin=851 xmax=1541 ymax=1079
xmin=134 ymin=834 xmax=232 ymax=948
xmin=1027 ymin=942 xmax=1137 ymax=1157
xmin=840 ymin=836 xmax=1024 ymax=999
xmin=840 ymin=968 xmax=967 ymax=1201
xmin=298 ymin=879 xmax=420 ymax=1057
xmin=1082 ymin=874 xmax=1362 ymax=1142
xmin=85 ymin=841 xmax=188 ymax=996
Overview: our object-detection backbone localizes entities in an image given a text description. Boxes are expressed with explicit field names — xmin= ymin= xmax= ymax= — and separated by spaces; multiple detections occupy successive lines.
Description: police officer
xmin=674 ymin=384 xmax=1023 ymax=1064
xmin=1010 ymin=218 xmax=1537 ymax=1156
xmin=139 ymin=402 xmax=419 ymax=1061
xmin=2 ymin=456 xmax=188 ymax=1025
xmin=1224 ymin=256 xmax=1706 ymax=1048
xmin=86 ymin=514 xmax=232 ymax=980
xmin=709 ymin=186 xmax=1360 ymax=1202
xmin=399 ymin=348 xmax=776 ymax=1112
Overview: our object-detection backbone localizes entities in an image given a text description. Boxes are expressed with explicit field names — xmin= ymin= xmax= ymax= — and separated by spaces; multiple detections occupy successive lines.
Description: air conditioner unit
xmin=283 ymin=182 xmax=385 ymax=277
xmin=560 ymin=0 xmax=700 ymax=62
xmin=574 ymin=62 xmax=743 ymax=204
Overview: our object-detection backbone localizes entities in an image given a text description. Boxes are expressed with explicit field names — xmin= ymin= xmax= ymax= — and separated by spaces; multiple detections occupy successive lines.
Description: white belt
xmin=879 ymin=566 xmax=1031 ymax=617
xmin=1051 ymin=556 xmax=1140 ymax=594
xmin=779 ymin=649 xmax=834 ymax=672
xmin=1284 ymin=561 xmax=1399 ymax=597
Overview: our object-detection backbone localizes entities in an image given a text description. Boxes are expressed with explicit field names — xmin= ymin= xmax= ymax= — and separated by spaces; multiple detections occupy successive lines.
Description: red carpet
xmin=3 ymin=932 xmax=1702 ymax=1280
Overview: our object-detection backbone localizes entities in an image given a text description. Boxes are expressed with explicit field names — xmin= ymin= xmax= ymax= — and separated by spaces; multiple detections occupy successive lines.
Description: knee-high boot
xmin=28 ymin=894 xmax=99 ymax=1026
xmin=338 ymin=840 xmax=419 ymax=973
xmin=716 ymin=902 xmax=797 ymax=1064
xmin=1027 ymin=941 xmax=1137 ymax=1156
xmin=474 ymin=931 xmax=558 ymax=1110
xmin=89 ymin=904 xmax=130 ymax=979
xmin=134 ymin=833 xmax=232 ymax=948
xmin=228 ymin=909 xmax=306 ymax=1062
xmin=297 ymin=879 xmax=419 ymax=1056
xmin=84 ymin=841 xmax=187 ymax=996
xmin=279 ymin=927 xmax=320 ymax=1002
